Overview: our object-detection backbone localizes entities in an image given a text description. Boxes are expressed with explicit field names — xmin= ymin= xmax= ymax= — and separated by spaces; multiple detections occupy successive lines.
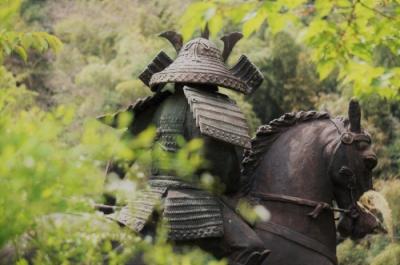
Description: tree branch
xmin=359 ymin=1 xmax=397 ymax=20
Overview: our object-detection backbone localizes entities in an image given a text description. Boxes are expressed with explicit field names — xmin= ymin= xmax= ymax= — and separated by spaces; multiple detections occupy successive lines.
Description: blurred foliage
xmin=17 ymin=0 xmax=191 ymax=116
xmin=0 ymin=1 xmax=226 ymax=264
xmin=243 ymin=31 xmax=328 ymax=123
xmin=0 ymin=65 xmax=210 ymax=263
xmin=0 ymin=0 xmax=61 ymax=63
xmin=0 ymin=70 xmax=220 ymax=263
xmin=16 ymin=214 xmax=139 ymax=265
xmin=183 ymin=0 xmax=400 ymax=100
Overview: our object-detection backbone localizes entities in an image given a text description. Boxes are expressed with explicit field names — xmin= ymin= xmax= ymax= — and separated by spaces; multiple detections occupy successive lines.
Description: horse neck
xmin=250 ymin=120 xmax=339 ymax=252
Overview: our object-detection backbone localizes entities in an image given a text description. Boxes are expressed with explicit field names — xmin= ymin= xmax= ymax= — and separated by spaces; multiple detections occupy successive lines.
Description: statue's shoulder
xmin=183 ymin=86 xmax=251 ymax=148
xmin=97 ymin=91 xmax=170 ymax=134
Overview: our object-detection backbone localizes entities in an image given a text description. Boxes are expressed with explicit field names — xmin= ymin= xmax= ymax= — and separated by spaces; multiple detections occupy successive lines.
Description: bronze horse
xmin=241 ymin=100 xmax=379 ymax=265
xmin=0 ymin=101 xmax=379 ymax=265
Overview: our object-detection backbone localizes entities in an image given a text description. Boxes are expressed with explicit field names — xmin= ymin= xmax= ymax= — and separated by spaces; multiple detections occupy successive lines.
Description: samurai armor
xmin=183 ymin=86 xmax=251 ymax=148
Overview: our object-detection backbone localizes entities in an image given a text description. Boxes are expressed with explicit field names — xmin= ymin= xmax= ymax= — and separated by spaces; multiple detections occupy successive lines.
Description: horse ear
xmin=159 ymin=31 xmax=183 ymax=53
xmin=348 ymin=98 xmax=361 ymax=133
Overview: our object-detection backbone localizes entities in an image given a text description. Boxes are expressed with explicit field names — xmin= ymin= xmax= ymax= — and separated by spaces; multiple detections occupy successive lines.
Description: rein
xmin=250 ymin=192 xmax=349 ymax=218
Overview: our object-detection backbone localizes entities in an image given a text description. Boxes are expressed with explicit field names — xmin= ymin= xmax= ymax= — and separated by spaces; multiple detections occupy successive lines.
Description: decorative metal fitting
xmin=341 ymin=132 xmax=354 ymax=144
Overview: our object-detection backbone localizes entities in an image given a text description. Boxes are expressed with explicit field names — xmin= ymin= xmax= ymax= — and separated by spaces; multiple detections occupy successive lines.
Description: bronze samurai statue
xmin=99 ymin=28 xmax=269 ymax=265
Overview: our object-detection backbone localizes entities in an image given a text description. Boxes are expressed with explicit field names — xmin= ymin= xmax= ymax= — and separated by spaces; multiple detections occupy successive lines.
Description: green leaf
xmin=351 ymin=43 xmax=373 ymax=63
xmin=0 ymin=0 xmax=21 ymax=29
xmin=1 ymin=39 xmax=12 ymax=55
xmin=314 ymin=0 xmax=334 ymax=18
xmin=14 ymin=45 xmax=27 ymax=62
xmin=317 ymin=59 xmax=336 ymax=80
xmin=20 ymin=33 xmax=33 ymax=50
xmin=30 ymin=33 xmax=45 ymax=51
xmin=204 ymin=7 xmax=216 ymax=21
xmin=16 ymin=258 xmax=28 ymax=265
xmin=45 ymin=35 xmax=63 ymax=53
xmin=179 ymin=2 xmax=215 ymax=40
xmin=301 ymin=19 xmax=334 ymax=42
xmin=243 ymin=9 xmax=268 ymax=37
xmin=268 ymin=12 xmax=297 ymax=34
xmin=228 ymin=2 xmax=256 ymax=23
xmin=280 ymin=0 xmax=307 ymax=9
xmin=209 ymin=13 xmax=224 ymax=37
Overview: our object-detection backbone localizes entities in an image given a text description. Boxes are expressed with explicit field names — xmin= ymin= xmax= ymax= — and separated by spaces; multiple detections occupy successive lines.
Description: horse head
xmin=326 ymin=99 xmax=379 ymax=239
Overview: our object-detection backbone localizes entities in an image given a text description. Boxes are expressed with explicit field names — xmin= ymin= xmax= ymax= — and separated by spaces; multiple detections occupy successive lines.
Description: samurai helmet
xmin=140 ymin=27 xmax=263 ymax=94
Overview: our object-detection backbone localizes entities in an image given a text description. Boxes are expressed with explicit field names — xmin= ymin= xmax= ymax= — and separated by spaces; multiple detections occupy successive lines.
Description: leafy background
xmin=0 ymin=0 xmax=400 ymax=264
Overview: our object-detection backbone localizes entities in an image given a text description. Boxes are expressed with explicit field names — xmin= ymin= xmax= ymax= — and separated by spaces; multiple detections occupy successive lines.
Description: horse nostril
xmin=364 ymin=155 xmax=378 ymax=170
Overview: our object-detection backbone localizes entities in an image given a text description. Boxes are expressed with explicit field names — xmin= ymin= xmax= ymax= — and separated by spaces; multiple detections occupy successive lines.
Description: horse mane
xmin=241 ymin=110 xmax=331 ymax=194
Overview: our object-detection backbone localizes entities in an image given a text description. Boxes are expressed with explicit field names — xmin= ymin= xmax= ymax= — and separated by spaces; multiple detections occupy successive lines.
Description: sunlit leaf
xmin=179 ymin=2 xmax=215 ymax=40
xmin=0 ymin=0 xmax=21 ymax=28
xmin=243 ymin=9 xmax=268 ymax=37
xmin=317 ymin=59 xmax=336 ymax=80
xmin=314 ymin=0 xmax=334 ymax=18
xmin=209 ymin=12 xmax=224 ymax=37
xmin=14 ymin=45 xmax=27 ymax=62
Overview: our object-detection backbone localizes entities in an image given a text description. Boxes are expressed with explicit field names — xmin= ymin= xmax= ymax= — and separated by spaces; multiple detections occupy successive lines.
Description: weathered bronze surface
xmin=241 ymin=100 xmax=379 ymax=265
xmin=149 ymin=37 xmax=248 ymax=93
xmin=184 ymin=86 xmax=251 ymax=148
xmin=97 ymin=30 xmax=269 ymax=265
xmin=149 ymin=32 xmax=263 ymax=95
xmin=138 ymin=51 xmax=173 ymax=91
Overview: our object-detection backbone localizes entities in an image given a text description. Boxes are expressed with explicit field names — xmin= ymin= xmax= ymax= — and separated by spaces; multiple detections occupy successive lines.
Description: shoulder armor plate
xmin=183 ymin=86 xmax=251 ymax=148
xmin=97 ymin=91 xmax=169 ymax=129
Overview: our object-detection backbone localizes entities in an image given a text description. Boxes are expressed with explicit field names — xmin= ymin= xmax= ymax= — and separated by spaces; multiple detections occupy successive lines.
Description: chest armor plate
xmin=155 ymin=93 xmax=187 ymax=152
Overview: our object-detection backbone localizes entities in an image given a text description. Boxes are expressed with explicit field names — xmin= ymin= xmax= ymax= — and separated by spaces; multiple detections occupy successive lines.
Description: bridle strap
xmin=256 ymin=221 xmax=338 ymax=265
xmin=327 ymin=118 xmax=345 ymax=174
xmin=251 ymin=192 xmax=349 ymax=219
xmin=327 ymin=118 xmax=360 ymax=208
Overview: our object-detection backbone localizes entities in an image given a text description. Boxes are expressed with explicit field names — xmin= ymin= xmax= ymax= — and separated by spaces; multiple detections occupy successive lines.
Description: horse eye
xmin=339 ymin=167 xmax=354 ymax=177
xmin=357 ymin=141 xmax=370 ymax=151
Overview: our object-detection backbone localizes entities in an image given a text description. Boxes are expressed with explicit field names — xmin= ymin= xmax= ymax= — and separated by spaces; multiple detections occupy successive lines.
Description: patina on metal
xmin=183 ymin=86 xmax=251 ymax=148
xmin=241 ymin=100 xmax=380 ymax=265
xmin=138 ymin=51 xmax=173 ymax=91
xmin=100 ymin=29 xmax=270 ymax=265
xmin=148 ymin=31 xmax=263 ymax=95
xmin=163 ymin=189 xmax=224 ymax=240
xmin=111 ymin=186 xmax=167 ymax=232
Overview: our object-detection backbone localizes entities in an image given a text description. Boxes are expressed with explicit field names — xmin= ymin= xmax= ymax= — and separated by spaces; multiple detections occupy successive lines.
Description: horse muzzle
xmin=337 ymin=204 xmax=384 ymax=239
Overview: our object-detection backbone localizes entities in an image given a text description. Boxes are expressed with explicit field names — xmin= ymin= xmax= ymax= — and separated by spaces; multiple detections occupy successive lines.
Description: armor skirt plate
xmin=107 ymin=181 xmax=224 ymax=241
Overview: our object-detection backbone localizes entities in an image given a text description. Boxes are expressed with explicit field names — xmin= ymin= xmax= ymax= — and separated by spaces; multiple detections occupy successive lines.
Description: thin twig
xmin=347 ymin=0 xmax=359 ymax=26
xmin=359 ymin=1 xmax=397 ymax=20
